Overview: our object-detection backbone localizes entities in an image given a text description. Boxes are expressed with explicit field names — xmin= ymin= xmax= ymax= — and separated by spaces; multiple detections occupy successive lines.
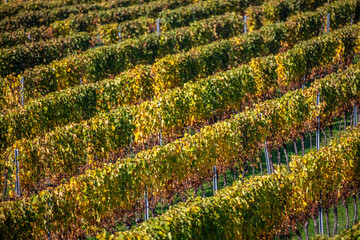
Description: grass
xmin=293 ymin=196 xmax=357 ymax=239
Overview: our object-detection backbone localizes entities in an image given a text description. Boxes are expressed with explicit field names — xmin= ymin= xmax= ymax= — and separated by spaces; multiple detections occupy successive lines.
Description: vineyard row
xmin=0 ymin=0 xmax=158 ymax=21
xmin=0 ymin=0 xmax=351 ymax=109
xmin=0 ymin=0 xmax=327 ymax=48
xmin=1 ymin=21 xmax=357 ymax=194
xmin=0 ymin=10 xmax=356 ymax=159
xmin=0 ymin=0 xmax=195 ymax=31
xmin=101 ymin=127 xmax=360 ymax=239
xmin=1 ymin=44 xmax=359 ymax=238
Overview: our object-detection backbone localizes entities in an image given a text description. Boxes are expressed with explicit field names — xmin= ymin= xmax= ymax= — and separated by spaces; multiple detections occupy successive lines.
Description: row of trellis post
xmin=8 ymin=5 xmax=356 ymax=238
xmin=142 ymin=13 xmax=353 ymax=236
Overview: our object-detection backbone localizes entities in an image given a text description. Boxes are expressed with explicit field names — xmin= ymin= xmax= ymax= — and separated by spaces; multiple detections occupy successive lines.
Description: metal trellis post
xmin=156 ymin=19 xmax=160 ymax=35
xmin=264 ymin=139 xmax=272 ymax=174
xmin=302 ymin=74 xmax=306 ymax=90
xmin=243 ymin=15 xmax=247 ymax=34
xmin=14 ymin=149 xmax=20 ymax=198
xmin=158 ymin=102 xmax=162 ymax=146
xmin=47 ymin=196 xmax=51 ymax=240
xmin=316 ymin=92 xmax=324 ymax=235
xmin=20 ymin=76 xmax=24 ymax=106
xmin=319 ymin=195 xmax=324 ymax=235
xmin=316 ymin=93 xmax=320 ymax=151
xmin=354 ymin=101 xmax=358 ymax=127
xmin=213 ymin=166 xmax=218 ymax=194
xmin=327 ymin=13 xmax=330 ymax=33
xmin=144 ymin=190 xmax=149 ymax=220
xmin=118 ymin=26 xmax=122 ymax=42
